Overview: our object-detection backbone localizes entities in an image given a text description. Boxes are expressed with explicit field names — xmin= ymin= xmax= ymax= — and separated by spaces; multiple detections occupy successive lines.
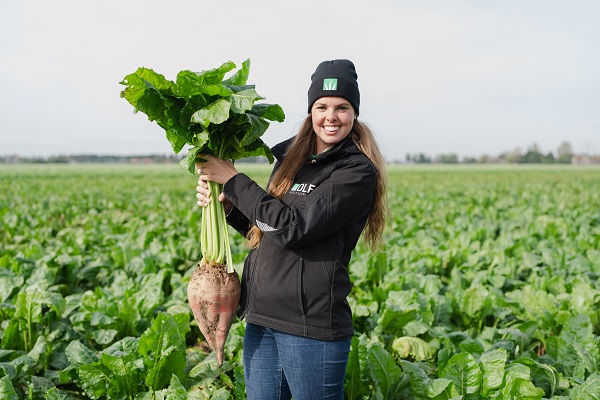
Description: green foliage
xmin=139 ymin=312 xmax=188 ymax=391
xmin=119 ymin=59 xmax=285 ymax=173
xmin=0 ymin=375 xmax=19 ymax=400
xmin=63 ymin=312 xmax=190 ymax=399
xmin=347 ymin=165 xmax=600 ymax=398
xmin=1 ymin=164 xmax=600 ymax=398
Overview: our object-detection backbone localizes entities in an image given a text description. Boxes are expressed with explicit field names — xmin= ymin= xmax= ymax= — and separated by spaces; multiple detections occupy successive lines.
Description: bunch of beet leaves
xmin=120 ymin=59 xmax=284 ymax=366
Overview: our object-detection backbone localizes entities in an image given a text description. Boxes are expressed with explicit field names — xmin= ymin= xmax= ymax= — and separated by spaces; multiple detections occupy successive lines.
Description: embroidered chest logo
xmin=323 ymin=78 xmax=338 ymax=90
xmin=290 ymin=183 xmax=316 ymax=195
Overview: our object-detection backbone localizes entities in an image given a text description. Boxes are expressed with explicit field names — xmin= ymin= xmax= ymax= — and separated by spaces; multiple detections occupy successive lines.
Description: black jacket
xmin=223 ymin=136 xmax=376 ymax=340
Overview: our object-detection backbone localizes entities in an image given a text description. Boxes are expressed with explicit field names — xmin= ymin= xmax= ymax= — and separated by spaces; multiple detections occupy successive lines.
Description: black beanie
xmin=307 ymin=59 xmax=360 ymax=115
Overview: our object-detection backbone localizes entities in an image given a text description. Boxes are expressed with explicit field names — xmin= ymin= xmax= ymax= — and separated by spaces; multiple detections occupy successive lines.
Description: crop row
xmin=1 ymin=164 xmax=599 ymax=399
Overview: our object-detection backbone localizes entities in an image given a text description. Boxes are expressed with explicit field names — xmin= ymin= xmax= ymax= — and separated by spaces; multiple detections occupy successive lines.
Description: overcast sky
xmin=1 ymin=0 xmax=598 ymax=161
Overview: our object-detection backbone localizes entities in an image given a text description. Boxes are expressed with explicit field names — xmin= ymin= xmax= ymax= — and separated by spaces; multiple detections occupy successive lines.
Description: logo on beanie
xmin=323 ymin=78 xmax=338 ymax=90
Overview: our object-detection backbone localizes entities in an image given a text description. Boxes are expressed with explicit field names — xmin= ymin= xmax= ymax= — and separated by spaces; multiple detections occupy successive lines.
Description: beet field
xmin=1 ymin=163 xmax=599 ymax=399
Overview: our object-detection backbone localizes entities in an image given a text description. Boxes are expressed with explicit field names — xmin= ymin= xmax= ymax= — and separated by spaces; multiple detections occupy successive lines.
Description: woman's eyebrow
xmin=314 ymin=101 xmax=351 ymax=106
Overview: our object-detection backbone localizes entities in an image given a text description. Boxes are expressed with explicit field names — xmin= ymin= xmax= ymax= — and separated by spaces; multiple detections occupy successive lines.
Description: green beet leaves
xmin=120 ymin=60 xmax=284 ymax=270
xmin=119 ymin=59 xmax=285 ymax=173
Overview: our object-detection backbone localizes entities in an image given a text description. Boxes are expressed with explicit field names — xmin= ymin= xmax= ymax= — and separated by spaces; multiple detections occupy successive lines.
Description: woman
xmin=195 ymin=59 xmax=388 ymax=399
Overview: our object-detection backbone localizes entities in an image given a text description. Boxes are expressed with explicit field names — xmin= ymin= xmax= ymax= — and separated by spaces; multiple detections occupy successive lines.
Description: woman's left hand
xmin=196 ymin=177 xmax=233 ymax=212
xmin=195 ymin=154 xmax=238 ymax=185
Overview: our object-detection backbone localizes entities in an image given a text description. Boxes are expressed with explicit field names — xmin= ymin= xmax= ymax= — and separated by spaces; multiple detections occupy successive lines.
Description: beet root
xmin=187 ymin=262 xmax=241 ymax=367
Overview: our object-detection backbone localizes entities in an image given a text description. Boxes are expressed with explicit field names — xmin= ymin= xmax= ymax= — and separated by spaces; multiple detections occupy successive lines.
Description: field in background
xmin=1 ymin=164 xmax=600 ymax=399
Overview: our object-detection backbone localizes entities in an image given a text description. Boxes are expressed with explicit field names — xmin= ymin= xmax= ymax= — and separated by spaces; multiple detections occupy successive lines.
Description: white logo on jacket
xmin=290 ymin=183 xmax=316 ymax=195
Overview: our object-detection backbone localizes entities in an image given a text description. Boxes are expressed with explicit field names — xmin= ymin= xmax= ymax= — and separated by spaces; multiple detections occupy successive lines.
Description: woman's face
xmin=311 ymin=97 xmax=355 ymax=154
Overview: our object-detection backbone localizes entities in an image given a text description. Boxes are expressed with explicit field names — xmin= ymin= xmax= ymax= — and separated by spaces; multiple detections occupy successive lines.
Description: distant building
xmin=572 ymin=154 xmax=600 ymax=164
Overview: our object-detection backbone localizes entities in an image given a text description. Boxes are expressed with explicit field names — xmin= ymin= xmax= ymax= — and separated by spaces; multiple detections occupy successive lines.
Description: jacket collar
xmin=272 ymin=135 xmax=358 ymax=163
xmin=272 ymin=137 xmax=295 ymax=161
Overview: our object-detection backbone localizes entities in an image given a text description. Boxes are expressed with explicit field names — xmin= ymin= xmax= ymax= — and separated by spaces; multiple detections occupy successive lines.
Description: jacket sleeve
xmin=225 ymin=206 xmax=251 ymax=237
xmin=222 ymin=159 xmax=376 ymax=250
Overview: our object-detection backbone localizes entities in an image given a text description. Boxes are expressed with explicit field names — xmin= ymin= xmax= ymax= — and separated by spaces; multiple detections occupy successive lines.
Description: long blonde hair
xmin=246 ymin=115 xmax=388 ymax=252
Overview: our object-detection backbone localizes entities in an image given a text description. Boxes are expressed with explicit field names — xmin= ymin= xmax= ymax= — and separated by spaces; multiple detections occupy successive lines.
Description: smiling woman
xmin=195 ymin=59 xmax=388 ymax=399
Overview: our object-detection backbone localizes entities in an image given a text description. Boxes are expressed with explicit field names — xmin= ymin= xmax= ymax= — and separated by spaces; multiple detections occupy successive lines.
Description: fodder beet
xmin=187 ymin=262 xmax=241 ymax=367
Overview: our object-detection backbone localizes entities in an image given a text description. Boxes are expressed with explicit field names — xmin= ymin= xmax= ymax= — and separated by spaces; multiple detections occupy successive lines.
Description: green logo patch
xmin=323 ymin=78 xmax=338 ymax=90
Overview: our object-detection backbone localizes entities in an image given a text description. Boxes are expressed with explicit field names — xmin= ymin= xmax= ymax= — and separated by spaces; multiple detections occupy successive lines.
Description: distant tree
xmin=239 ymin=156 xmax=269 ymax=163
xmin=543 ymin=152 xmax=555 ymax=164
xmin=47 ymin=156 xmax=69 ymax=163
xmin=557 ymin=141 xmax=573 ymax=164
xmin=416 ymin=153 xmax=431 ymax=163
xmin=436 ymin=154 xmax=459 ymax=163
xmin=406 ymin=153 xmax=431 ymax=163
xmin=521 ymin=143 xmax=544 ymax=163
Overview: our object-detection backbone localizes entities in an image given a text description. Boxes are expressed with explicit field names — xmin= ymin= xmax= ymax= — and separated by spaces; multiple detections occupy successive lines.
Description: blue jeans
xmin=243 ymin=323 xmax=351 ymax=400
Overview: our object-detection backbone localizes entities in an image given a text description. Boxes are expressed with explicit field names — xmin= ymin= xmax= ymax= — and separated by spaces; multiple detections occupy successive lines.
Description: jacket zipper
xmin=298 ymin=256 xmax=307 ymax=336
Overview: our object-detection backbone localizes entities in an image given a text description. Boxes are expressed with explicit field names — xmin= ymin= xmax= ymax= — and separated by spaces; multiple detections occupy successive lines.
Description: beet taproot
xmin=187 ymin=262 xmax=241 ymax=367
